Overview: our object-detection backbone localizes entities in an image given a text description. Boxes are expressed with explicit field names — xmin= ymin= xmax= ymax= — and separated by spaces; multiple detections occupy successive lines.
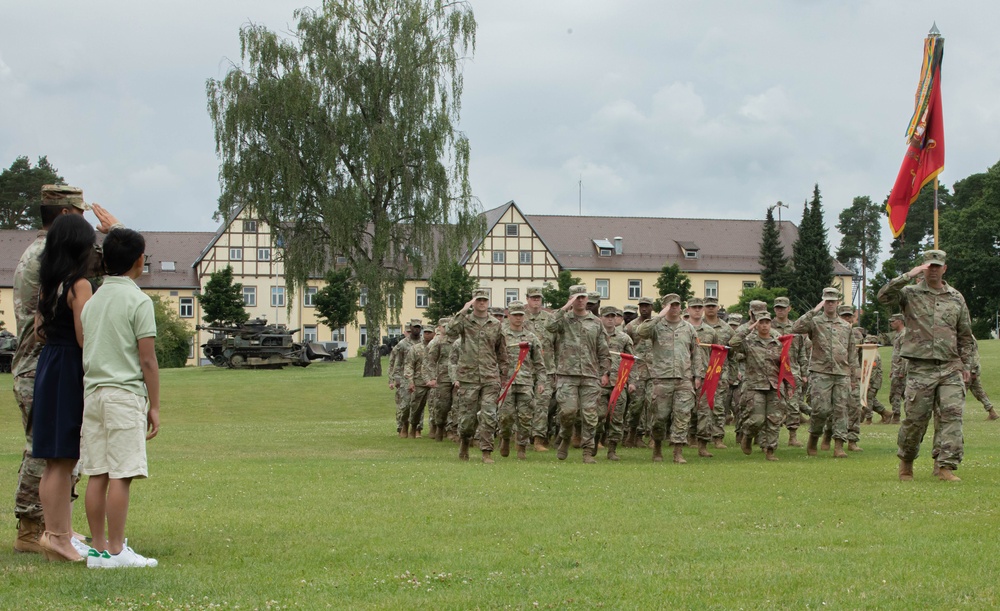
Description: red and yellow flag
xmin=777 ymin=334 xmax=797 ymax=398
xmin=699 ymin=345 xmax=729 ymax=410
xmin=498 ymin=342 xmax=530 ymax=405
xmin=886 ymin=29 xmax=945 ymax=238
xmin=608 ymin=353 xmax=636 ymax=415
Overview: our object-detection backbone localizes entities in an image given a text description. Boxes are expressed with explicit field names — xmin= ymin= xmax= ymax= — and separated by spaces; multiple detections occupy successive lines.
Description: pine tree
xmin=425 ymin=260 xmax=478 ymax=324
xmin=789 ymin=184 xmax=834 ymax=309
xmin=758 ymin=205 xmax=790 ymax=289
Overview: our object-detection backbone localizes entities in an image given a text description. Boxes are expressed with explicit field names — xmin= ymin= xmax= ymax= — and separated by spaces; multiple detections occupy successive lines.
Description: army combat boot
xmin=787 ymin=429 xmax=803 ymax=447
xmin=833 ymin=439 xmax=848 ymax=458
xmin=898 ymin=459 xmax=914 ymax=481
xmin=740 ymin=434 xmax=753 ymax=456
xmin=765 ymin=448 xmax=778 ymax=461
xmin=712 ymin=437 xmax=727 ymax=450
xmin=806 ymin=434 xmax=819 ymax=457
xmin=820 ymin=431 xmax=832 ymax=451
xmin=582 ymin=449 xmax=597 ymax=464
xmin=847 ymin=440 xmax=863 ymax=452
xmin=652 ymin=439 xmax=663 ymax=463
xmin=517 ymin=445 xmax=527 ymax=460
xmin=14 ymin=519 xmax=44 ymax=554
xmin=557 ymin=438 xmax=570 ymax=461
xmin=987 ymin=408 xmax=998 ymax=421
xmin=482 ymin=450 xmax=494 ymax=464
xmin=500 ymin=437 xmax=511 ymax=458
xmin=458 ymin=438 xmax=470 ymax=461
xmin=435 ymin=426 xmax=445 ymax=442
xmin=937 ymin=467 xmax=961 ymax=482
xmin=399 ymin=423 xmax=409 ymax=439
xmin=607 ymin=442 xmax=620 ymax=462
xmin=672 ymin=444 xmax=687 ymax=464
xmin=533 ymin=436 xmax=548 ymax=452
xmin=697 ymin=439 xmax=713 ymax=458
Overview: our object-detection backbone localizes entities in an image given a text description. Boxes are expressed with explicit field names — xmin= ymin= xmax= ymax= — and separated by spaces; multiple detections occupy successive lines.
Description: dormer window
xmin=684 ymin=250 xmax=699 ymax=259
xmin=161 ymin=261 xmax=176 ymax=271
xmin=593 ymin=238 xmax=615 ymax=257
xmin=678 ymin=241 xmax=700 ymax=259
xmin=600 ymin=248 xmax=613 ymax=257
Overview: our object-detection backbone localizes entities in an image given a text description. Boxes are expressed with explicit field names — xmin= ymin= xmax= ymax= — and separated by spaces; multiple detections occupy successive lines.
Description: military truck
xmin=0 ymin=330 xmax=17 ymax=373
xmin=197 ymin=318 xmax=329 ymax=369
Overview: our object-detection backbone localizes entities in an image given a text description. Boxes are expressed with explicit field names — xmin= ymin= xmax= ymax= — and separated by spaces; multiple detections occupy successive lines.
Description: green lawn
xmin=2 ymin=342 xmax=999 ymax=609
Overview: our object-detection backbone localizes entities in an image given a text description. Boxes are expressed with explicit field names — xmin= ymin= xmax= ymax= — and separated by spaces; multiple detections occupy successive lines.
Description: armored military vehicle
xmin=0 ymin=330 xmax=17 ymax=373
xmin=198 ymin=318 xmax=329 ymax=369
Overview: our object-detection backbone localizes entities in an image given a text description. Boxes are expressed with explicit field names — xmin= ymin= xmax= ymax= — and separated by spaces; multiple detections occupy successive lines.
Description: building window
xmin=505 ymin=224 xmax=519 ymax=237
xmin=161 ymin=261 xmax=175 ymax=271
xmin=303 ymin=325 xmax=318 ymax=343
xmin=742 ymin=281 xmax=757 ymax=291
xmin=416 ymin=287 xmax=429 ymax=308
xmin=243 ymin=220 xmax=257 ymax=233
xmin=519 ymin=251 xmax=532 ymax=264
xmin=359 ymin=287 xmax=368 ymax=307
xmin=684 ymin=249 xmax=699 ymax=259
xmin=304 ymin=286 xmax=318 ymax=307
xmin=243 ymin=286 xmax=257 ymax=307
xmin=596 ymin=279 xmax=610 ymax=299
xmin=332 ymin=327 xmax=346 ymax=342
xmin=188 ymin=337 xmax=195 ymax=360
xmin=599 ymin=247 xmax=613 ymax=257
xmin=169 ymin=290 xmax=179 ymax=297
xmin=388 ymin=325 xmax=402 ymax=338
xmin=505 ymin=288 xmax=519 ymax=305
xmin=359 ymin=325 xmax=367 ymax=347
xmin=179 ymin=297 xmax=194 ymax=318
xmin=705 ymin=280 xmax=719 ymax=299
xmin=142 ymin=263 xmax=149 ymax=274
xmin=271 ymin=286 xmax=285 ymax=307
xmin=230 ymin=247 xmax=242 ymax=260
xmin=628 ymin=280 xmax=642 ymax=300
xmin=336 ymin=255 xmax=347 ymax=265
xmin=258 ymin=248 xmax=271 ymax=261
xmin=387 ymin=294 xmax=396 ymax=309
xmin=492 ymin=251 xmax=505 ymax=264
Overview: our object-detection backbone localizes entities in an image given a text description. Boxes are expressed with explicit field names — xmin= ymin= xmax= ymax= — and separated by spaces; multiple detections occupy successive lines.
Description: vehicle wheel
xmin=228 ymin=355 xmax=246 ymax=369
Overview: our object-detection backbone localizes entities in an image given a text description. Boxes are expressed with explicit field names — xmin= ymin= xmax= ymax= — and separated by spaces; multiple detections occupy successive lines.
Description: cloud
xmin=738 ymin=86 xmax=796 ymax=123
xmin=0 ymin=53 xmax=10 ymax=79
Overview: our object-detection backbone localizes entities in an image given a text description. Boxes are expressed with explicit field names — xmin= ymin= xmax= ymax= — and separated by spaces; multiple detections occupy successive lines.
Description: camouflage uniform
xmin=425 ymin=322 xmax=455 ymax=437
xmin=637 ymin=299 xmax=703 ymax=447
xmin=545 ymin=288 xmax=611 ymax=459
xmin=968 ymin=345 xmax=994 ymax=412
xmin=12 ymin=231 xmax=47 ymax=525
xmin=598 ymin=308 xmax=634 ymax=448
xmin=623 ymin=297 xmax=655 ymax=445
xmin=524 ymin=288 xmax=557 ymax=442
xmin=447 ymin=337 xmax=462 ymax=434
xmin=388 ymin=334 xmax=414 ymax=431
xmin=733 ymin=302 xmax=777 ymax=438
xmin=729 ymin=316 xmax=786 ymax=452
xmin=791 ymin=292 xmax=858 ymax=445
xmin=845 ymin=321 xmax=865 ymax=443
xmin=499 ymin=307 xmax=545 ymax=450
xmin=403 ymin=331 xmax=435 ymax=432
xmin=702 ymin=307 xmax=733 ymax=441
xmin=878 ymin=251 xmax=975 ymax=472
xmin=690 ymin=315 xmax=720 ymax=443
xmin=883 ymin=322 xmax=907 ymax=417
xmin=447 ymin=300 xmax=508 ymax=453
xmin=723 ymin=315 xmax=743 ymax=422
xmin=861 ymin=335 xmax=889 ymax=421
xmin=770 ymin=298 xmax=812 ymax=434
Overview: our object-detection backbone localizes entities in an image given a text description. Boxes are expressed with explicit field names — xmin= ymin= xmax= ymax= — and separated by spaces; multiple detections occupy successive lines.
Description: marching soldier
xmin=840 ymin=305 xmax=865 ymax=452
xmin=701 ymin=297 xmax=732 ymax=449
xmin=498 ymin=302 xmax=545 ymax=460
xmin=403 ymin=325 xmax=436 ymax=438
xmin=969 ymin=341 xmax=997 ymax=420
xmin=598 ymin=306 xmax=634 ymax=461
xmin=388 ymin=321 xmax=419 ymax=437
xmin=770 ymin=297 xmax=810 ymax=447
xmin=862 ymin=334 xmax=892 ymax=424
xmin=687 ymin=297 xmax=721 ymax=457
xmin=623 ymin=297 xmax=655 ymax=447
xmin=524 ymin=287 xmax=555 ymax=450
xmin=729 ymin=310 xmax=788 ymax=460
xmin=425 ymin=318 xmax=455 ymax=441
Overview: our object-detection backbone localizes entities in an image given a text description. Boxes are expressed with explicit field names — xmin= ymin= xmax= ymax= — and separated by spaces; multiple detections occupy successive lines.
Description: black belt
xmin=905 ymin=357 xmax=949 ymax=366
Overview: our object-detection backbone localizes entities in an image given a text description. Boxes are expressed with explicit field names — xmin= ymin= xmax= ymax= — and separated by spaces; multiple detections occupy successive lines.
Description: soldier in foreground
xmin=702 ymin=297 xmax=733 ymax=447
xmin=447 ymin=290 xmax=508 ymax=463
xmin=524 ymin=287 xmax=555 ymax=451
xmin=637 ymin=293 xmax=703 ymax=464
xmin=729 ymin=310 xmax=787 ymax=460
xmin=425 ymin=318 xmax=455 ymax=441
xmin=687 ymin=298 xmax=721 ymax=457
xmin=403 ymin=325 xmax=436 ymax=438
xmin=878 ymin=250 xmax=975 ymax=481
xmin=770 ymin=297 xmax=809 ymax=447
xmin=792 ymin=288 xmax=857 ymax=458
xmin=498 ymin=302 xmax=545 ymax=460
xmin=598 ymin=306 xmax=634 ymax=461
xmin=546 ymin=285 xmax=611 ymax=464
xmin=623 ymin=297 xmax=655 ymax=447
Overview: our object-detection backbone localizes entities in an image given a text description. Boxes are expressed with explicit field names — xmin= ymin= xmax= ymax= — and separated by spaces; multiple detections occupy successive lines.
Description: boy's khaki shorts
xmin=80 ymin=387 xmax=149 ymax=479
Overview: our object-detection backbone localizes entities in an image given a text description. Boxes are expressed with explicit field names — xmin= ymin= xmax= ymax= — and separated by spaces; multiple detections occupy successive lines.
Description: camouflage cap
xmin=623 ymin=304 xmax=638 ymax=314
xmin=837 ymin=305 xmax=854 ymax=317
xmin=526 ymin=286 xmax=544 ymax=297
xmin=437 ymin=317 xmax=452 ymax=326
xmin=40 ymin=184 xmax=89 ymax=210
xmin=923 ymin=249 xmax=947 ymax=266
xmin=507 ymin=301 xmax=526 ymax=314
xmin=727 ymin=313 xmax=742 ymax=325
xmin=404 ymin=322 xmax=412 ymax=331
xmin=587 ymin=291 xmax=601 ymax=304
xmin=889 ymin=313 xmax=904 ymax=323
xmin=599 ymin=305 xmax=619 ymax=317
xmin=489 ymin=307 xmax=505 ymax=316
xmin=637 ymin=296 xmax=654 ymax=306
xmin=423 ymin=326 xmax=435 ymax=334
xmin=864 ymin=335 xmax=878 ymax=344
xmin=749 ymin=300 xmax=768 ymax=313
xmin=410 ymin=318 xmax=423 ymax=327
xmin=773 ymin=297 xmax=790 ymax=308
xmin=822 ymin=287 xmax=841 ymax=301
xmin=473 ymin=288 xmax=490 ymax=300
xmin=569 ymin=284 xmax=589 ymax=298
xmin=704 ymin=297 xmax=719 ymax=306
xmin=755 ymin=311 xmax=772 ymax=321
xmin=688 ymin=297 xmax=705 ymax=307
xmin=662 ymin=293 xmax=682 ymax=305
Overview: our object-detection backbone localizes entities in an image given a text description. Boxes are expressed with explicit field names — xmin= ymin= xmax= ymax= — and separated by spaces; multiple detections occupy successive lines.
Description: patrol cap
xmin=837 ymin=305 xmax=854 ymax=317
xmin=755 ymin=311 xmax=772 ymax=321
xmin=569 ymin=284 xmax=589 ymax=299
xmin=526 ymin=286 xmax=544 ymax=297
xmin=822 ymin=287 xmax=841 ymax=301
xmin=889 ymin=313 xmax=904 ymax=323
xmin=923 ymin=249 xmax=947 ymax=266
xmin=473 ymin=288 xmax=490 ymax=300
xmin=749 ymin=300 xmax=768 ymax=313
xmin=774 ymin=297 xmax=790 ymax=308
xmin=727 ymin=313 xmax=742 ymax=325
xmin=489 ymin=307 xmax=505 ymax=317
xmin=864 ymin=335 xmax=878 ymax=344
xmin=600 ymin=305 xmax=619 ymax=317
xmin=507 ymin=301 xmax=526 ymax=314
xmin=410 ymin=318 xmax=423 ymax=328
xmin=637 ymin=296 xmax=654 ymax=306
xmin=587 ymin=291 xmax=601 ymax=304
xmin=688 ymin=297 xmax=705 ymax=307
xmin=404 ymin=322 xmax=412 ymax=331
xmin=623 ymin=304 xmax=638 ymax=314
xmin=437 ymin=317 xmax=452 ymax=326
xmin=423 ymin=326 xmax=435 ymax=334
xmin=704 ymin=297 xmax=719 ymax=306
xmin=40 ymin=184 xmax=89 ymax=210
xmin=662 ymin=293 xmax=682 ymax=305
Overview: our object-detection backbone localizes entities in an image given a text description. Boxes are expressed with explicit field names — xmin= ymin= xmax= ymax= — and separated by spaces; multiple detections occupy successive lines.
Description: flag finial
xmin=929 ymin=22 xmax=941 ymax=37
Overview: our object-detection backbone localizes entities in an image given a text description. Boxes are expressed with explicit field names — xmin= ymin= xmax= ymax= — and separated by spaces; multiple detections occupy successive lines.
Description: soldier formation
xmin=388 ymin=250 xmax=993 ymax=480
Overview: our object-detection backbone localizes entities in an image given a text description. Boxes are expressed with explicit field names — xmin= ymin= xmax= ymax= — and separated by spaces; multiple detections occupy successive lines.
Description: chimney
xmin=614 ymin=236 xmax=623 ymax=255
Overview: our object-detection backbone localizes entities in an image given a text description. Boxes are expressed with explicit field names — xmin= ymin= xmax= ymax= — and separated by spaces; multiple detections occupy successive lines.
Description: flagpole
xmin=933 ymin=176 xmax=939 ymax=248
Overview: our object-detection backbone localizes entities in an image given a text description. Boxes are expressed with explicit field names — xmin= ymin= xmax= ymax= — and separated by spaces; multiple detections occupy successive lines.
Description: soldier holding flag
xmin=729 ymin=310 xmax=790 ymax=461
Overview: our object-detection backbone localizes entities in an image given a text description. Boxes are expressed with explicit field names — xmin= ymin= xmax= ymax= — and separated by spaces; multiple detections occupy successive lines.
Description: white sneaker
xmin=70 ymin=536 xmax=94 ymax=558
xmin=102 ymin=539 xmax=158 ymax=568
xmin=87 ymin=548 xmax=111 ymax=569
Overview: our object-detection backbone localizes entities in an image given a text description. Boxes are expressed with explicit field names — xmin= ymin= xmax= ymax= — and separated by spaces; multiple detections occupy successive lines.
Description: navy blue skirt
xmin=32 ymin=340 xmax=85 ymax=460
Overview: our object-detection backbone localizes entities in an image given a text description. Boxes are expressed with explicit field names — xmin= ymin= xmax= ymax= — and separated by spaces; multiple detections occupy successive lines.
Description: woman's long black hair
xmin=37 ymin=214 xmax=96 ymax=337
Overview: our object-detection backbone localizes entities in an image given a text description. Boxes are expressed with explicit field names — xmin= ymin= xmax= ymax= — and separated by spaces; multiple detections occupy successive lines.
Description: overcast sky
xmin=2 ymin=1 xmax=998 ymax=256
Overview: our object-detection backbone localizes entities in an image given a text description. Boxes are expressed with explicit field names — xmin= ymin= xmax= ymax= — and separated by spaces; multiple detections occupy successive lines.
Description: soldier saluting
xmin=878 ymin=249 xmax=976 ymax=482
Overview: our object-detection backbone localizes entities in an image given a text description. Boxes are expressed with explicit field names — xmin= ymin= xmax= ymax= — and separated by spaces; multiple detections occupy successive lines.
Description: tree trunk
xmin=363 ymin=341 xmax=382 ymax=377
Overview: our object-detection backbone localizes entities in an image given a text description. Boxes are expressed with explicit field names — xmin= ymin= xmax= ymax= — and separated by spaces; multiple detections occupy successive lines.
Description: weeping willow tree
xmin=207 ymin=0 xmax=481 ymax=376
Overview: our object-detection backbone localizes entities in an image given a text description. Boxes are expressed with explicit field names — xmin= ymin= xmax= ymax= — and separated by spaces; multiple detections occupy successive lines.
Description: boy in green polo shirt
xmin=79 ymin=228 xmax=160 ymax=569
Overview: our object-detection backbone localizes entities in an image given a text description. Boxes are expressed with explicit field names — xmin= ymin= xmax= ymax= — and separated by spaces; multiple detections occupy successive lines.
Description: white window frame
xmin=416 ymin=287 xmax=429 ymax=308
xmin=229 ymin=247 xmax=242 ymax=260
xmin=359 ymin=287 xmax=368 ymax=307
xmin=628 ymin=280 xmax=642 ymax=300
xmin=188 ymin=337 xmax=195 ymax=360
xmin=271 ymin=286 xmax=285 ymax=308
xmin=304 ymin=286 xmax=318 ymax=307
xmin=705 ymin=280 xmax=719 ymax=299
xmin=505 ymin=288 xmax=519 ymax=305
xmin=303 ymin=325 xmax=318 ymax=343
xmin=179 ymin=297 xmax=194 ymax=318
xmin=360 ymin=325 xmax=367 ymax=347
xmin=519 ymin=251 xmax=532 ymax=265
xmin=684 ymin=249 xmax=699 ymax=259
xmin=243 ymin=220 xmax=258 ymax=233
xmin=332 ymin=327 xmax=346 ymax=342
xmin=492 ymin=250 xmax=505 ymax=264
xmin=161 ymin=261 xmax=176 ymax=271
xmin=742 ymin=281 xmax=757 ymax=290
xmin=243 ymin=286 xmax=257 ymax=307
xmin=596 ymin=279 xmax=610 ymax=300
xmin=505 ymin=223 xmax=519 ymax=237
xmin=258 ymin=248 xmax=271 ymax=262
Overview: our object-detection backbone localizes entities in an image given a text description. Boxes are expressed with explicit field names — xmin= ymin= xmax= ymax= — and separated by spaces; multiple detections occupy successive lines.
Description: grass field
xmin=1 ymin=342 xmax=999 ymax=609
